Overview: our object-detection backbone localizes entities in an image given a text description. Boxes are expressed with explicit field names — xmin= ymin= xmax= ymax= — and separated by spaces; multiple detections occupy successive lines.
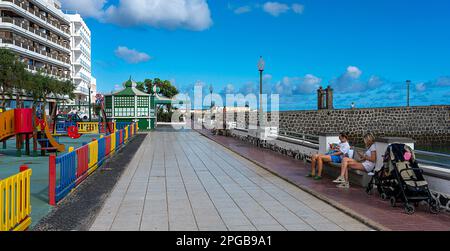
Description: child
xmin=308 ymin=132 xmax=351 ymax=180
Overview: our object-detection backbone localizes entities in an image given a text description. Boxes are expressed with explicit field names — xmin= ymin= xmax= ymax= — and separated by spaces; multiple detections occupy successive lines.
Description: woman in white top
xmin=333 ymin=133 xmax=377 ymax=189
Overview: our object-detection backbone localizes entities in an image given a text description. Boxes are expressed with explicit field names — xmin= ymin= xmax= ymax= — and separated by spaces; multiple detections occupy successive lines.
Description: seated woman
xmin=308 ymin=132 xmax=350 ymax=180
xmin=333 ymin=133 xmax=377 ymax=189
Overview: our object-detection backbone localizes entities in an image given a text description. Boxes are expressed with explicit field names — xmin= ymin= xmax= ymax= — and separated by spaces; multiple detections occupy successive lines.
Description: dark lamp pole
xmin=257 ymin=56 xmax=265 ymax=128
xmin=88 ymin=83 xmax=92 ymax=121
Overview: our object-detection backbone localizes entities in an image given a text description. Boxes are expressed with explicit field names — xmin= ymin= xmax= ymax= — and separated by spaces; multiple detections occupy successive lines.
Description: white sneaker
xmin=337 ymin=182 xmax=350 ymax=189
xmin=333 ymin=176 xmax=346 ymax=183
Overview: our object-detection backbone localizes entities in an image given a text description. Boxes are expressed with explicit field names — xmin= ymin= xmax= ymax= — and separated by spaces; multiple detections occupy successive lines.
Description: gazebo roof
xmin=109 ymin=78 xmax=149 ymax=96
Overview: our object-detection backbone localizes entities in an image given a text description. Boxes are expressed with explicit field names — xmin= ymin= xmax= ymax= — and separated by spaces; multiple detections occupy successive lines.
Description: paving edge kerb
xmin=196 ymin=130 xmax=390 ymax=231
xmin=32 ymin=133 xmax=148 ymax=231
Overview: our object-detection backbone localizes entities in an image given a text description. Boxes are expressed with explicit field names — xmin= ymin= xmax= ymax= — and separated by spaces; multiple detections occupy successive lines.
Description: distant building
xmin=66 ymin=13 xmax=93 ymax=106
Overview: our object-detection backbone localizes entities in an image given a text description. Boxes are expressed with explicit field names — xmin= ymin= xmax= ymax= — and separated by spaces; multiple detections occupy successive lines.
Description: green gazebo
xmin=104 ymin=78 xmax=186 ymax=130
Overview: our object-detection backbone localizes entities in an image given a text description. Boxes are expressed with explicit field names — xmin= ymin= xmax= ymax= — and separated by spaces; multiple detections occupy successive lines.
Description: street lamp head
xmin=257 ymin=56 xmax=265 ymax=72
xmin=209 ymin=85 xmax=214 ymax=93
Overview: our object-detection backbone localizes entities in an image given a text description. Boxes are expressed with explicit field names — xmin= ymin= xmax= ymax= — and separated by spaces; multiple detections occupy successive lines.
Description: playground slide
xmin=42 ymin=116 xmax=66 ymax=152
xmin=0 ymin=110 xmax=16 ymax=142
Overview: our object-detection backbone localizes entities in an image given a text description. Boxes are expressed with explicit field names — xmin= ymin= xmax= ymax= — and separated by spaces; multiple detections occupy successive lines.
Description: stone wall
xmin=231 ymin=106 xmax=450 ymax=145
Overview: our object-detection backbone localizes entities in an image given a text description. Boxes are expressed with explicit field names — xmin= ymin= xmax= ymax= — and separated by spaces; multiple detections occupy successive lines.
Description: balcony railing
xmin=2 ymin=37 xmax=71 ymax=65
xmin=4 ymin=0 xmax=71 ymax=36
xmin=26 ymin=64 xmax=70 ymax=80
xmin=0 ymin=17 xmax=71 ymax=50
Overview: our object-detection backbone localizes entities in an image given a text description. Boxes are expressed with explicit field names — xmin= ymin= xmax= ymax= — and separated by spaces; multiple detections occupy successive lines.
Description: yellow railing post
xmin=0 ymin=168 xmax=32 ymax=231
xmin=88 ymin=140 xmax=99 ymax=174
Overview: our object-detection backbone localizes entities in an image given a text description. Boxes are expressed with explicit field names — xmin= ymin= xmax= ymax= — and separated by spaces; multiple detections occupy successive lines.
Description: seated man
xmin=307 ymin=132 xmax=351 ymax=180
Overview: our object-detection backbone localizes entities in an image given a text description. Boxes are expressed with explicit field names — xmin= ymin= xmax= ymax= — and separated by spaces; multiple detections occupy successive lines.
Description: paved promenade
xmin=197 ymin=130 xmax=450 ymax=231
xmin=90 ymin=128 xmax=371 ymax=231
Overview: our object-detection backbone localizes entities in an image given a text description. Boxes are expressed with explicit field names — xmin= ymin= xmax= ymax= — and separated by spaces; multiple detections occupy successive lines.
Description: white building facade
xmin=66 ymin=13 xmax=92 ymax=104
xmin=0 ymin=0 xmax=72 ymax=80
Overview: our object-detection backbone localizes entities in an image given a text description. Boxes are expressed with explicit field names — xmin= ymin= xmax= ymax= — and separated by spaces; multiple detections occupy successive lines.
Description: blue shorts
xmin=330 ymin=155 xmax=342 ymax=163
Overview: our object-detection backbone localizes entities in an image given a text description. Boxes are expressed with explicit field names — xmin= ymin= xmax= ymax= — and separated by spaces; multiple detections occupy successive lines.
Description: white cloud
xmin=234 ymin=6 xmax=252 ymax=15
xmin=274 ymin=74 xmax=321 ymax=95
xmin=239 ymin=82 xmax=258 ymax=95
xmin=435 ymin=76 xmax=450 ymax=86
xmin=61 ymin=0 xmax=212 ymax=31
xmin=263 ymin=2 xmax=290 ymax=17
xmin=221 ymin=84 xmax=236 ymax=94
xmin=114 ymin=46 xmax=151 ymax=64
xmin=367 ymin=75 xmax=386 ymax=89
xmin=291 ymin=3 xmax=304 ymax=14
xmin=60 ymin=0 xmax=106 ymax=18
xmin=416 ymin=82 xmax=426 ymax=92
xmin=331 ymin=66 xmax=364 ymax=92
xmin=346 ymin=66 xmax=363 ymax=78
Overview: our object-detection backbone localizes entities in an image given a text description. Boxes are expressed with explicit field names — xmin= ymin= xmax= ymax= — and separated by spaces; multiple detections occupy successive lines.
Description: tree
xmin=25 ymin=70 xmax=75 ymax=120
xmin=0 ymin=48 xmax=28 ymax=107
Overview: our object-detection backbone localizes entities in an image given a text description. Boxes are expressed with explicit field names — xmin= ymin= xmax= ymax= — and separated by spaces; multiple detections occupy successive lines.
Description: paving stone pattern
xmin=90 ymin=129 xmax=371 ymax=231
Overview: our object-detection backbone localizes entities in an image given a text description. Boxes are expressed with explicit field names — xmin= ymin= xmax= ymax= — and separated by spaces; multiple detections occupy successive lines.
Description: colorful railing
xmin=48 ymin=123 xmax=138 ymax=205
xmin=55 ymin=122 xmax=76 ymax=134
xmin=116 ymin=122 xmax=132 ymax=130
xmin=0 ymin=167 xmax=32 ymax=231
xmin=77 ymin=122 xmax=99 ymax=134
xmin=75 ymin=122 xmax=116 ymax=134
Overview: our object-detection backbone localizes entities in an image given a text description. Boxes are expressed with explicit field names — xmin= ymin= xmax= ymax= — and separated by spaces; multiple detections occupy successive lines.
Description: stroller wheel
xmin=366 ymin=186 xmax=373 ymax=195
xmin=381 ymin=193 xmax=388 ymax=200
xmin=390 ymin=197 xmax=396 ymax=207
xmin=405 ymin=204 xmax=415 ymax=215
xmin=429 ymin=199 xmax=441 ymax=214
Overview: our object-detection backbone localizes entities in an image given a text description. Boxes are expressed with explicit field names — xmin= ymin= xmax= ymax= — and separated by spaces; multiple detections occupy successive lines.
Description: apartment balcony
xmin=1 ymin=0 xmax=71 ymax=38
xmin=73 ymin=58 xmax=91 ymax=72
xmin=26 ymin=64 xmax=71 ymax=80
xmin=0 ymin=17 xmax=71 ymax=52
xmin=0 ymin=37 xmax=71 ymax=67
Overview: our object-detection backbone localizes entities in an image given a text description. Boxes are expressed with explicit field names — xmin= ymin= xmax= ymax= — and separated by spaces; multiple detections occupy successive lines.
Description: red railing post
xmin=49 ymin=154 xmax=56 ymax=206
xmin=20 ymin=164 xmax=29 ymax=172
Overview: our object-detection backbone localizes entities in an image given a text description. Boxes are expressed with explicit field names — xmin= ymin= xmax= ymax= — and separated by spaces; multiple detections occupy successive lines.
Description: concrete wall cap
xmin=376 ymin=137 xmax=416 ymax=143
xmin=318 ymin=132 xmax=341 ymax=136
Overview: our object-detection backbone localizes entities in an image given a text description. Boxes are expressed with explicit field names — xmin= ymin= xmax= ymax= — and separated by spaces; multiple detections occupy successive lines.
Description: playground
xmin=0 ymin=98 xmax=138 ymax=230
xmin=0 ymin=132 xmax=105 ymax=227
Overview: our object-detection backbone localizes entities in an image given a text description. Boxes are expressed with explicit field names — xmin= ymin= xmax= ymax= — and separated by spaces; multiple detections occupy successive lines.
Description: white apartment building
xmin=0 ymin=0 xmax=71 ymax=81
xmin=90 ymin=76 xmax=97 ymax=102
xmin=66 ymin=13 xmax=92 ymax=105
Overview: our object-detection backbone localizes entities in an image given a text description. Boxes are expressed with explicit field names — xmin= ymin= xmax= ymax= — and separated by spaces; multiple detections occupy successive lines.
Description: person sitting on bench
xmin=308 ymin=132 xmax=351 ymax=180
xmin=333 ymin=133 xmax=377 ymax=189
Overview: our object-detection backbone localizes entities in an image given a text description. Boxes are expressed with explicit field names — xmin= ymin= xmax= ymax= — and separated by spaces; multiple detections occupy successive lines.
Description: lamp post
xmin=257 ymin=56 xmax=265 ymax=128
xmin=209 ymin=85 xmax=214 ymax=110
xmin=87 ymin=82 xmax=92 ymax=122
xmin=406 ymin=80 xmax=411 ymax=107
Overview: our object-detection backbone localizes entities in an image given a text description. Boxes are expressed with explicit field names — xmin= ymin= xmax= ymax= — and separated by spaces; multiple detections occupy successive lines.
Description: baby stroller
xmin=366 ymin=143 xmax=440 ymax=215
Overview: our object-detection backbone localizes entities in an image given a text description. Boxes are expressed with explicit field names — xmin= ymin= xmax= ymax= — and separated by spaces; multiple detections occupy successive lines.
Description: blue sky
xmin=61 ymin=0 xmax=450 ymax=110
